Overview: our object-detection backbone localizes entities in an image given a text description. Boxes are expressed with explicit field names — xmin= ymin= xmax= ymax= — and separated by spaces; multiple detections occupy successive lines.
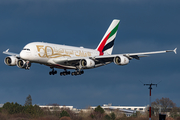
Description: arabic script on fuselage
xmin=36 ymin=45 xmax=92 ymax=58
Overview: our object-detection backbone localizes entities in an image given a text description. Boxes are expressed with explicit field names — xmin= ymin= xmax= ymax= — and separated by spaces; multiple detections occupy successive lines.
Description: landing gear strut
xmin=49 ymin=67 xmax=57 ymax=75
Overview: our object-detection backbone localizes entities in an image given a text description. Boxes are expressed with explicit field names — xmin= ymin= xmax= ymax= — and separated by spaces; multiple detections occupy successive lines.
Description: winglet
xmin=5 ymin=49 xmax=9 ymax=52
xmin=174 ymin=48 xmax=177 ymax=54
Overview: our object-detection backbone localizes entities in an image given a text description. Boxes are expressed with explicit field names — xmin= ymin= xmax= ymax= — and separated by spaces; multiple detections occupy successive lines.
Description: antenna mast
xmin=144 ymin=83 xmax=157 ymax=120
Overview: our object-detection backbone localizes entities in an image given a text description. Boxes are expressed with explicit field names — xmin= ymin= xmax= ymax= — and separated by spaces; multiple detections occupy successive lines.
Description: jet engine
xmin=17 ymin=59 xmax=31 ymax=69
xmin=113 ymin=55 xmax=129 ymax=65
xmin=80 ymin=59 xmax=95 ymax=68
xmin=4 ymin=56 xmax=18 ymax=66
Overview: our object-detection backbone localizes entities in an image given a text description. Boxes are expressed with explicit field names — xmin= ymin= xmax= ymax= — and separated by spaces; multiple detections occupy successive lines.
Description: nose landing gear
xmin=25 ymin=61 xmax=31 ymax=70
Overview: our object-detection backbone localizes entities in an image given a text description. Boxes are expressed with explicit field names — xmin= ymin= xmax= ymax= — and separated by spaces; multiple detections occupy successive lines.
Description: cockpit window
xmin=23 ymin=48 xmax=30 ymax=51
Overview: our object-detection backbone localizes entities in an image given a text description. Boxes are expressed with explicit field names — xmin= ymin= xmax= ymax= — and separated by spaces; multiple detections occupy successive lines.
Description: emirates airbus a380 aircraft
xmin=3 ymin=19 xmax=177 ymax=76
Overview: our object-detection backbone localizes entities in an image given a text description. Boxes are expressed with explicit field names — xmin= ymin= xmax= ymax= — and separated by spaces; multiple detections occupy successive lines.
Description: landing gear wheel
xmin=49 ymin=68 xmax=57 ymax=75
xmin=49 ymin=72 xmax=52 ymax=75
xmin=60 ymin=72 xmax=63 ymax=76
xmin=71 ymin=72 xmax=74 ymax=76
xmin=71 ymin=70 xmax=84 ymax=76
xmin=76 ymin=71 xmax=80 ymax=75
xmin=81 ymin=71 xmax=84 ymax=74
xmin=63 ymin=72 xmax=66 ymax=76
xmin=60 ymin=70 xmax=71 ymax=76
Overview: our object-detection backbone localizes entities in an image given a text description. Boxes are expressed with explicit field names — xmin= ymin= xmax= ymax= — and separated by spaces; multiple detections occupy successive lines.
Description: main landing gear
xmin=60 ymin=69 xmax=84 ymax=76
xmin=49 ymin=68 xmax=84 ymax=76
xmin=71 ymin=70 xmax=84 ymax=76
xmin=60 ymin=70 xmax=70 ymax=76
xmin=49 ymin=67 xmax=57 ymax=75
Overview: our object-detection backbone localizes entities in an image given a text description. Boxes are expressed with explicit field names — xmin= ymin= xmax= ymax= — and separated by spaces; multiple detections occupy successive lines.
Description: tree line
xmin=0 ymin=95 xmax=180 ymax=120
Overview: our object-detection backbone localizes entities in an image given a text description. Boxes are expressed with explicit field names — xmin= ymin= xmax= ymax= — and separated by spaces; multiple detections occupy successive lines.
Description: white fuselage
xmin=20 ymin=42 xmax=100 ymax=69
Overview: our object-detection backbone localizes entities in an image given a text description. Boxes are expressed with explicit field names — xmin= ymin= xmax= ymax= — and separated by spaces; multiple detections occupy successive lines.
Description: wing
xmin=95 ymin=48 xmax=177 ymax=61
xmin=3 ymin=49 xmax=20 ymax=57
xmin=124 ymin=48 xmax=177 ymax=60
xmin=48 ymin=48 xmax=177 ymax=69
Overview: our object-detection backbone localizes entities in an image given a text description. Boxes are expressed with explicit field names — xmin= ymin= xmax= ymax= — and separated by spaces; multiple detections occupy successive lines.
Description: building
xmin=0 ymin=104 xmax=3 ymax=108
xmin=90 ymin=104 xmax=148 ymax=117
xmin=39 ymin=105 xmax=74 ymax=111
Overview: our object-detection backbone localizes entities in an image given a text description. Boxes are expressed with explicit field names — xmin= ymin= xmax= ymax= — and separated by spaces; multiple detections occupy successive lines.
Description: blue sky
xmin=0 ymin=0 xmax=180 ymax=108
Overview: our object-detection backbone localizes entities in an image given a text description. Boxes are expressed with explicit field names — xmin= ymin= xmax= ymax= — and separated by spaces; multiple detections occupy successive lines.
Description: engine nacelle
xmin=4 ymin=56 xmax=18 ymax=66
xmin=114 ymin=55 xmax=129 ymax=65
xmin=80 ymin=59 xmax=95 ymax=68
xmin=17 ymin=59 xmax=31 ymax=69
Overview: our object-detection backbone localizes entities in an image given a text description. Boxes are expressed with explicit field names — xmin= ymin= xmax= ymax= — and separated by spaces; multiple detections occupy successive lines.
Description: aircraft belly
xmin=45 ymin=64 xmax=76 ymax=69
xmin=33 ymin=57 xmax=49 ymax=64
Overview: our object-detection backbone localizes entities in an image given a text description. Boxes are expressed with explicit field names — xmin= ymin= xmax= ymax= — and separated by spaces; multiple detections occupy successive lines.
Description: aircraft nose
xmin=20 ymin=49 xmax=32 ymax=60
xmin=20 ymin=50 xmax=30 ymax=60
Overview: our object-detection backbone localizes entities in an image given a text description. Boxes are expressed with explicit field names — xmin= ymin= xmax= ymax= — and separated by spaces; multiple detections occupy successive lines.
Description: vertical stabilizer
xmin=96 ymin=19 xmax=120 ymax=55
